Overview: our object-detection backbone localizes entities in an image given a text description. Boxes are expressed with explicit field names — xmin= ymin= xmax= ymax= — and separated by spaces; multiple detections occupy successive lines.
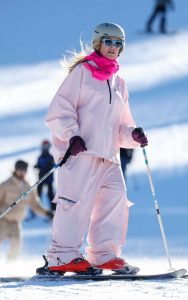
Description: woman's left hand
xmin=132 ymin=127 xmax=148 ymax=147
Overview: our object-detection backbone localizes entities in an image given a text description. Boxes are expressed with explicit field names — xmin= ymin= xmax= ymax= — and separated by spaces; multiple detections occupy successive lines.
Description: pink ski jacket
xmin=46 ymin=63 xmax=139 ymax=163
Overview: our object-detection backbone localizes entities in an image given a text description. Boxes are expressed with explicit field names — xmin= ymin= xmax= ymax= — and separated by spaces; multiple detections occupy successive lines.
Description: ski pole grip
xmin=58 ymin=147 xmax=72 ymax=167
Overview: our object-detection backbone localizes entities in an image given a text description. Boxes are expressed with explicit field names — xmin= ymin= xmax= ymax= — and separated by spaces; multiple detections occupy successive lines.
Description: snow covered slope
xmin=0 ymin=0 xmax=188 ymax=299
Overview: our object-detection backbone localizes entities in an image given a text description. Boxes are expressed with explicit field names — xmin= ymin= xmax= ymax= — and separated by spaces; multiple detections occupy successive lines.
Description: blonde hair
xmin=61 ymin=40 xmax=101 ymax=73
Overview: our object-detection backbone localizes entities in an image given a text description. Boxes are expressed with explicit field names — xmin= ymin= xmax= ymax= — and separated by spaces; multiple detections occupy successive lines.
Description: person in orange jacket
xmin=0 ymin=160 xmax=53 ymax=261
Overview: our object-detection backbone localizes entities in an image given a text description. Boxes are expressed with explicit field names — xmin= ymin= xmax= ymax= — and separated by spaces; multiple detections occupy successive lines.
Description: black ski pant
xmin=37 ymin=181 xmax=56 ymax=211
xmin=146 ymin=5 xmax=167 ymax=33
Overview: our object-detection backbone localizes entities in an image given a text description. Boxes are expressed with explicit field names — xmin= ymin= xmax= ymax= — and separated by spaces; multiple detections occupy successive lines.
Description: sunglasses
xmin=102 ymin=38 xmax=124 ymax=49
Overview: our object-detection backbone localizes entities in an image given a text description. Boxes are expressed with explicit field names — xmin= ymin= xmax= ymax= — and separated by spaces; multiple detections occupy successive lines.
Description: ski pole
xmin=142 ymin=147 xmax=173 ymax=270
xmin=0 ymin=147 xmax=71 ymax=220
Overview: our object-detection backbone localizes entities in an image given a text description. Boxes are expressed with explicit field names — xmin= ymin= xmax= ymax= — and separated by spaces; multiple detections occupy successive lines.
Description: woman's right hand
xmin=69 ymin=136 xmax=87 ymax=156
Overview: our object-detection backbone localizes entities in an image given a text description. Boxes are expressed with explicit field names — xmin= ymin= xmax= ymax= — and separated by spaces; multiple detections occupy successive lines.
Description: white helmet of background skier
xmin=92 ymin=22 xmax=125 ymax=55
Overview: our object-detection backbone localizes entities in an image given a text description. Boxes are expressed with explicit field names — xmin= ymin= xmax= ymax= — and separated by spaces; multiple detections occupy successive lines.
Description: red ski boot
xmin=48 ymin=257 xmax=91 ymax=274
xmin=96 ymin=257 xmax=140 ymax=274
xmin=36 ymin=255 xmax=102 ymax=276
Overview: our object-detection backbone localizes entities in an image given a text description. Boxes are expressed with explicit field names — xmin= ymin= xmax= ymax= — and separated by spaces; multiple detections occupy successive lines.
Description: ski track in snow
xmin=0 ymin=0 xmax=188 ymax=299
xmin=0 ymin=280 xmax=187 ymax=300
xmin=0 ymin=255 xmax=187 ymax=300
xmin=0 ymin=261 xmax=188 ymax=300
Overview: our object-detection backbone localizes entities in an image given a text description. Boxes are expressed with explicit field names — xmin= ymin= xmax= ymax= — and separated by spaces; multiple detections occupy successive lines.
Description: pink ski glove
xmin=132 ymin=127 xmax=148 ymax=147
xmin=69 ymin=136 xmax=87 ymax=156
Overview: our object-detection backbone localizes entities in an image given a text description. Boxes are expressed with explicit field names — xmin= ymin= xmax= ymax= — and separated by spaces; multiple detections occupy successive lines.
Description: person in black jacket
xmin=146 ymin=0 xmax=175 ymax=33
xmin=120 ymin=148 xmax=134 ymax=181
xmin=34 ymin=140 xmax=56 ymax=212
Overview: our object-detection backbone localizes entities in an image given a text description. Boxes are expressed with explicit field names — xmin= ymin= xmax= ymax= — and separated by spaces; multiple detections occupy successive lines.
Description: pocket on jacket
xmin=54 ymin=193 xmax=81 ymax=211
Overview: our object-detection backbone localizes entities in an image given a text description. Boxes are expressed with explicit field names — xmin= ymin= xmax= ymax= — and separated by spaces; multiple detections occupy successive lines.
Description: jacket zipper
xmin=107 ymin=80 xmax=112 ymax=104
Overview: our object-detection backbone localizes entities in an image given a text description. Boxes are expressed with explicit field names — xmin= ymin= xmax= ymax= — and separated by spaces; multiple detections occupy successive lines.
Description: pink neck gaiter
xmin=83 ymin=51 xmax=119 ymax=81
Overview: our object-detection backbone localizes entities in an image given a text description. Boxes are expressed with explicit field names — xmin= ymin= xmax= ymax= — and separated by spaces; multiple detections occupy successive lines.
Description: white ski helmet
xmin=92 ymin=22 xmax=125 ymax=54
xmin=92 ymin=22 xmax=125 ymax=43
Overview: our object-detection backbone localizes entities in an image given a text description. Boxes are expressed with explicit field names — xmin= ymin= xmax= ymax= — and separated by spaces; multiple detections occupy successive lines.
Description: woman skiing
xmin=41 ymin=22 xmax=148 ymax=274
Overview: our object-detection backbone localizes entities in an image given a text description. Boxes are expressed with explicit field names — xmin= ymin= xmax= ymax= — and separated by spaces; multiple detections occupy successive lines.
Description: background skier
xmin=34 ymin=140 xmax=56 ymax=213
xmin=0 ymin=160 xmax=53 ymax=261
xmin=146 ymin=0 xmax=175 ymax=33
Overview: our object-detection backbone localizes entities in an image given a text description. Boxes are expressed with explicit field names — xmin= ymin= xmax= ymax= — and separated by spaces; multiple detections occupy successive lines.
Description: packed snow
xmin=0 ymin=0 xmax=188 ymax=299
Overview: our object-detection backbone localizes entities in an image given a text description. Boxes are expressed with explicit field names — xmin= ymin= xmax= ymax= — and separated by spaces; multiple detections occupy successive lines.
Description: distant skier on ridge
xmin=146 ymin=0 xmax=175 ymax=34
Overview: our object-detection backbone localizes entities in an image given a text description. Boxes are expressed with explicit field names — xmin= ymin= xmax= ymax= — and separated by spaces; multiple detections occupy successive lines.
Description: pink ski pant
xmin=48 ymin=156 xmax=129 ymax=265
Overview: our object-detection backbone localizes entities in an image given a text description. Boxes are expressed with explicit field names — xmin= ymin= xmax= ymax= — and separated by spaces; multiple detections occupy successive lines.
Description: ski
xmin=0 ymin=269 xmax=186 ymax=283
